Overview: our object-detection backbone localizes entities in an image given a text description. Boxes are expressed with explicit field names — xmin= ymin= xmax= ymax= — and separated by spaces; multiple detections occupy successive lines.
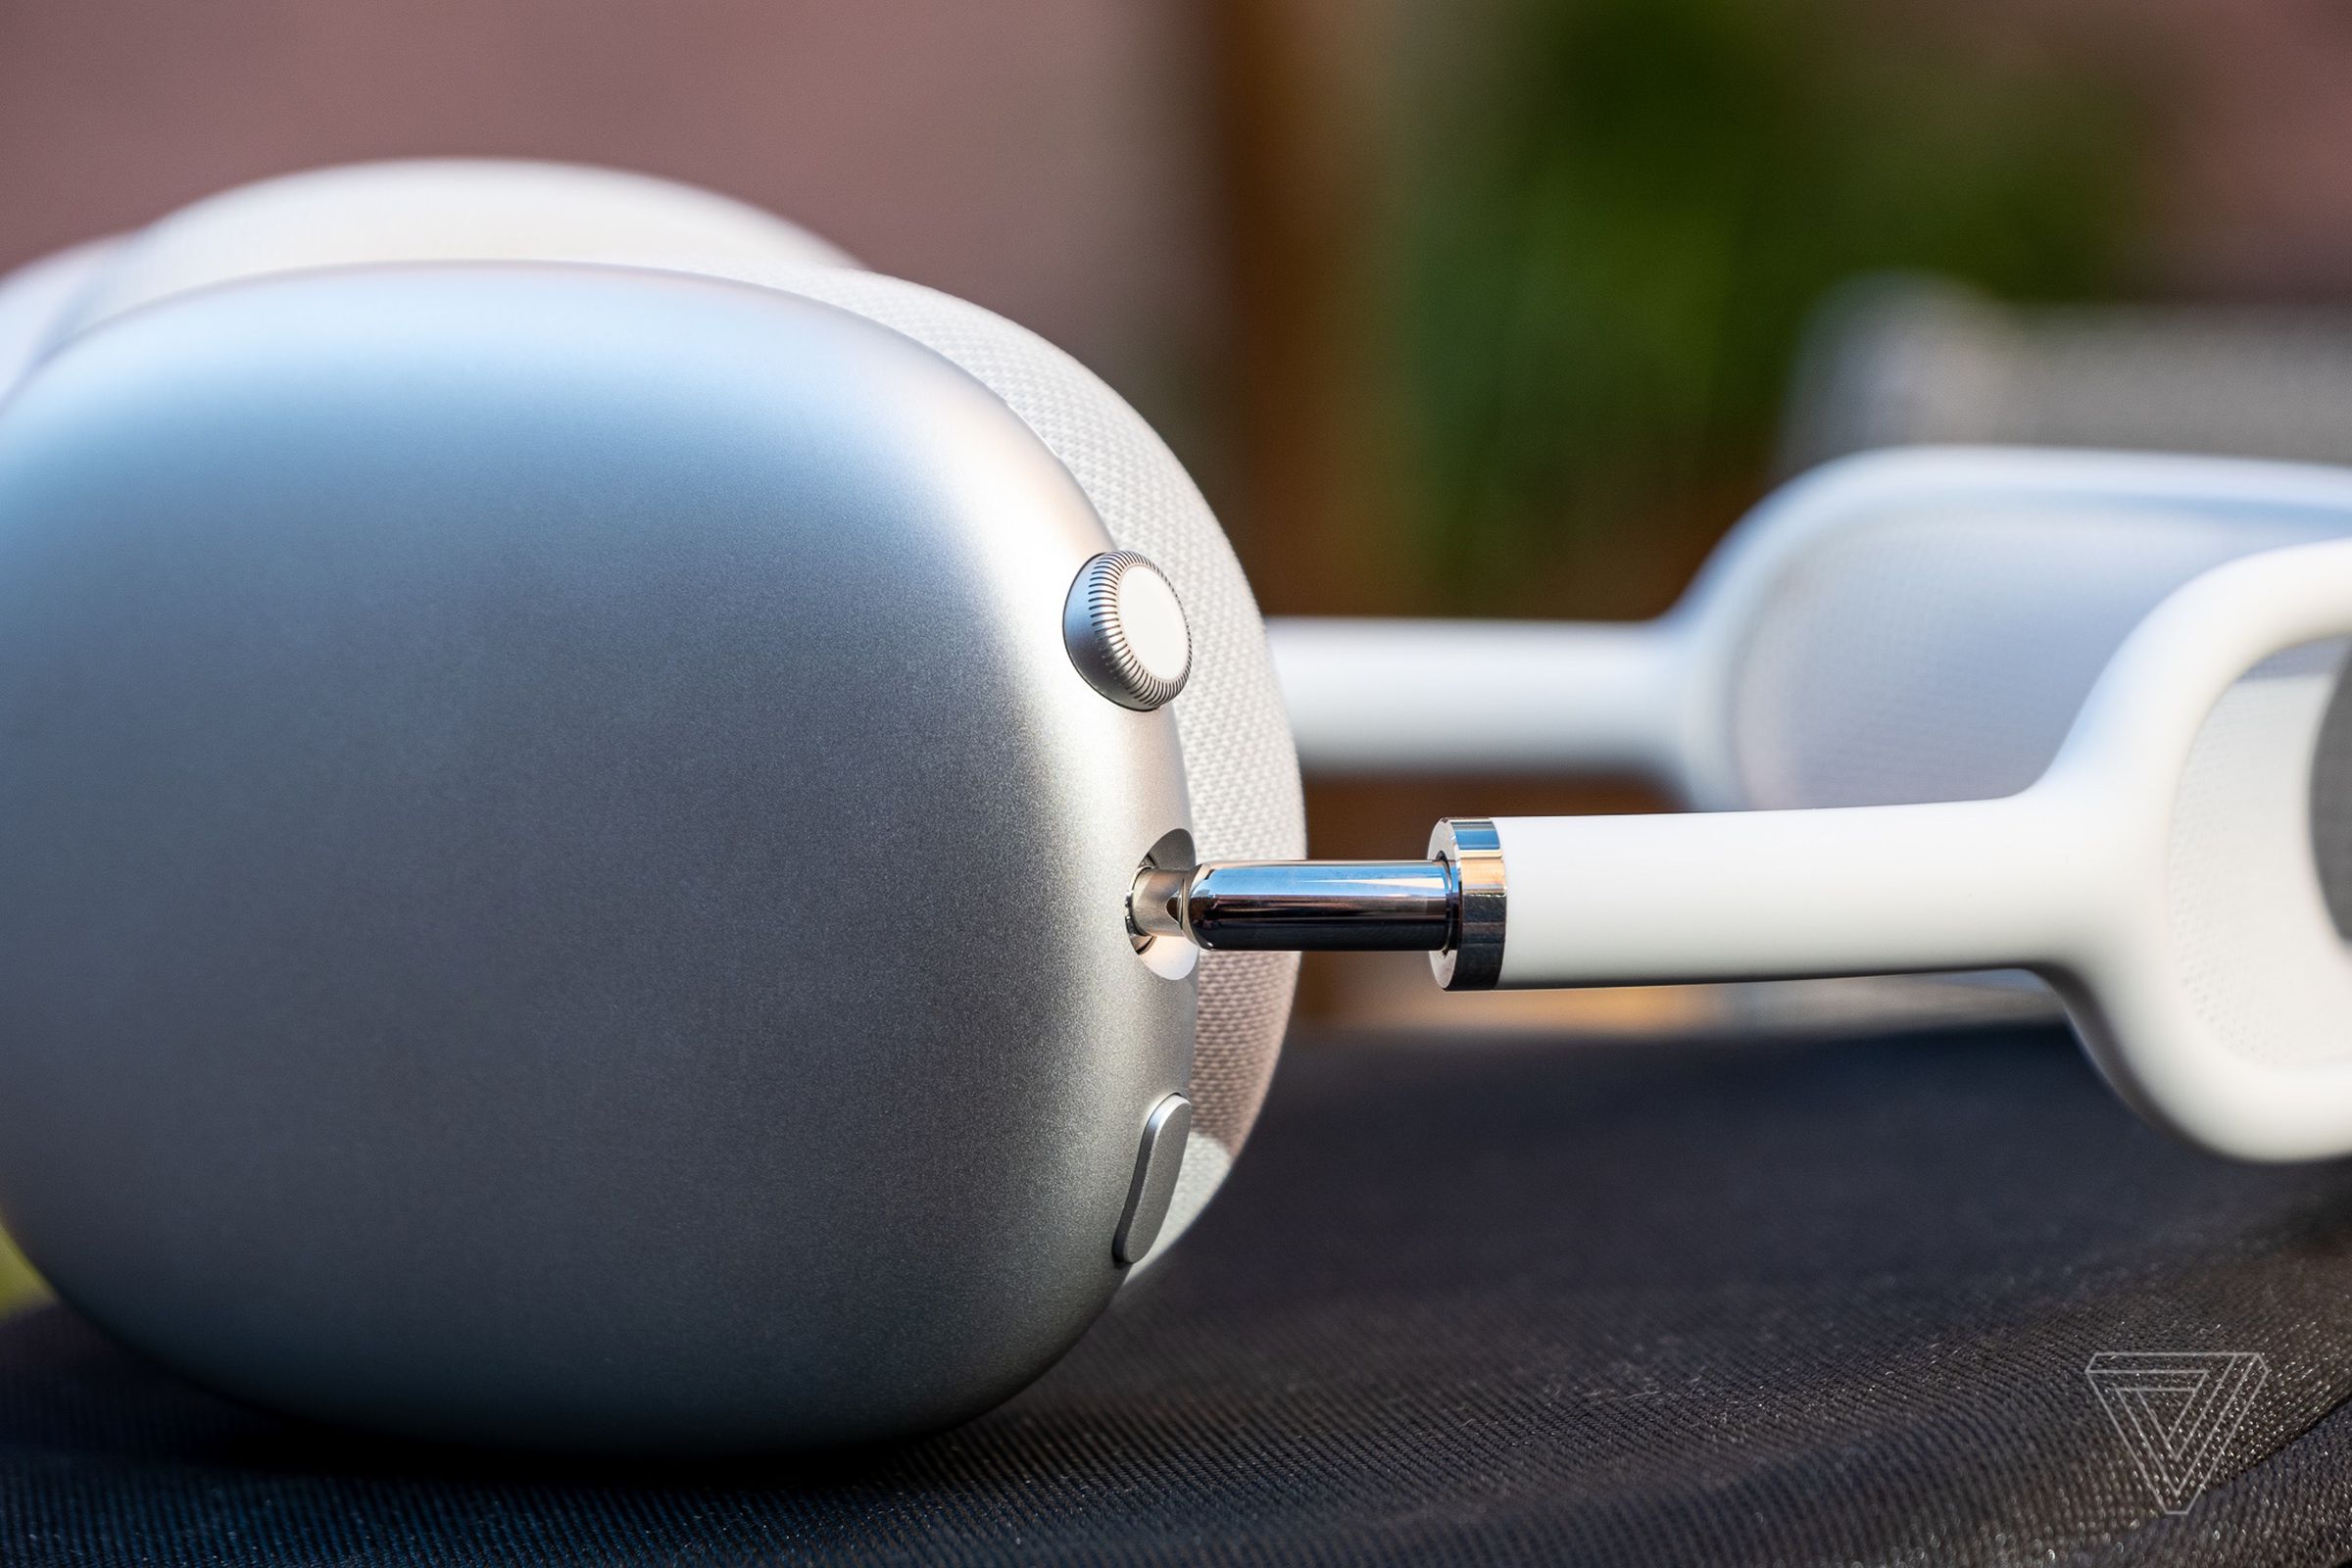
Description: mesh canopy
xmin=1728 ymin=503 xmax=2344 ymax=809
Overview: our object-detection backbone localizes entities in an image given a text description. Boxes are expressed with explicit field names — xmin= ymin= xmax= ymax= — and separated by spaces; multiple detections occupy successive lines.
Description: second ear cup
xmin=0 ymin=263 xmax=1201 ymax=1447
xmin=58 ymin=159 xmax=857 ymax=339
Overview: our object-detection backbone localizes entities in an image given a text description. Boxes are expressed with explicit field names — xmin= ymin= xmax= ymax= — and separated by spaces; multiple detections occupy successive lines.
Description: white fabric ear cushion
xmin=2310 ymin=659 xmax=2352 ymax=937
xmin=2170 ymin=642 xmax=2352 ymax=1070
xmin=745 ymin=265 xmax=1306 ymax=1260
xmin=60 ymin=160 xmax=857 ymax=340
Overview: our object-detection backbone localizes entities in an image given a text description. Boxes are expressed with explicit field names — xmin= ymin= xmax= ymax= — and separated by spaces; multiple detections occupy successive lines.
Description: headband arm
xmin=1136 ymin=795 xmax=2090 ymax=993
xmin=1484 ymin=801 xmax=2087 ymax=986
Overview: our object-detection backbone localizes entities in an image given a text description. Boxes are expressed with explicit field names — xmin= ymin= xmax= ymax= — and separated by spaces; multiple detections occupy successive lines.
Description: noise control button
xmin=1112 ymin=1093 xmax=1193 ymax=1265
xmin=1064 ymin=552 xmax=1192 ymax=710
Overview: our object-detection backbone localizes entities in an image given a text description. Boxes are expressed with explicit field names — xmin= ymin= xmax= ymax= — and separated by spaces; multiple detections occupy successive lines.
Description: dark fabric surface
xmin=5 ymin=1021 xmax=2352 ymax=1566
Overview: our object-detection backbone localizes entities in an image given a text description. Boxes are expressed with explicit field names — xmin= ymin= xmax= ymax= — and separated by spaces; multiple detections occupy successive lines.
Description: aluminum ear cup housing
xmin=0 ymin=266 xmax=1198 ymax=1452
xmin=4 ymin=159 xmax=1309 ymax=1275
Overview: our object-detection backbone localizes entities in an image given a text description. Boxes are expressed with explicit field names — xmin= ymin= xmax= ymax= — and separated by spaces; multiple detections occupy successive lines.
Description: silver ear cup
xmin=37 ymin=164 xmax=1306 ymax=1256
xmin=0 ymin=267 xmax=1196 ymax=1451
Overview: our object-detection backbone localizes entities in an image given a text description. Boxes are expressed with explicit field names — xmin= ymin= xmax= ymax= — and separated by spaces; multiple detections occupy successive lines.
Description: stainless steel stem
xmin=1129 ymin=817 xmax=1505 ymax=989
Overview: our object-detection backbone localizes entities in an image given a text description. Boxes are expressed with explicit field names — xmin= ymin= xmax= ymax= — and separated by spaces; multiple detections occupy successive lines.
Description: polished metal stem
xmin=1131 ymin=859 xmax=1457 ymax=951
xmin=1129 ymin=817 xmax=1505 ymax=989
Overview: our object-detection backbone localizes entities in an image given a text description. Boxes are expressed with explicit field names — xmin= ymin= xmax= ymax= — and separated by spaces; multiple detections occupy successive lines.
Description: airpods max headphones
xmin=4 ymin=160 xmax=2352 ymax=1454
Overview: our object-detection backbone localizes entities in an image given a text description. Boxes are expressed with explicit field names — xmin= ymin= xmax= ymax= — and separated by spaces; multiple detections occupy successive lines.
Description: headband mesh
xmin=1728 ymin=504 xmax=2345 ymax=809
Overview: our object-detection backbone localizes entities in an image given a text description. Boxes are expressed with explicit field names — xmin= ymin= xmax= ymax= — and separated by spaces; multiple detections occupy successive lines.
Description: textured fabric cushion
xmin=734 ymin=266 xmax=1305 ymax=1255
xmin=2166 ymin=643 xmax=2352 ymax=1069
xmin=5 ymin=1022 xmax=2351 ymax=1566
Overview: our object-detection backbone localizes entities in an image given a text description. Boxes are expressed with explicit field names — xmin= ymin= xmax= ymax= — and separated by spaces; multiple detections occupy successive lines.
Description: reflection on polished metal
xmin=1431 ymin=817 xmax=1506 ymax=990
xmin=1145 ymin=860 xmax=1458 ymax=951
xmin=1128 ymin=818 xmax=1506 ymax=989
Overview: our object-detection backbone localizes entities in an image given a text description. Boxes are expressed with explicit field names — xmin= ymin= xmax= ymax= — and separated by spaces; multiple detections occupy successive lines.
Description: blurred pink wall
xmin=2140 ymin=0 xmax=2352 ymax=295
xmin=0 ymin=1 xmax=1223 ymax=408
xmin=1914 ymin=0 xmax=2352 ymax=297
xmin=14 ymin=0 xmax=2352 ymax=570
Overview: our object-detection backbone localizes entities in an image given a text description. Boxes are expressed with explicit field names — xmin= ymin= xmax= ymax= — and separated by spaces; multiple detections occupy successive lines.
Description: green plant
xmin=1390 ymin=0 xmax=2146 ymax=611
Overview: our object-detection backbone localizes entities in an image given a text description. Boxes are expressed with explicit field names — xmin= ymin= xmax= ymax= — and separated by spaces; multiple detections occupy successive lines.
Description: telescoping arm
xmin=1133 ymin=800 xmax=2083 ymax=993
